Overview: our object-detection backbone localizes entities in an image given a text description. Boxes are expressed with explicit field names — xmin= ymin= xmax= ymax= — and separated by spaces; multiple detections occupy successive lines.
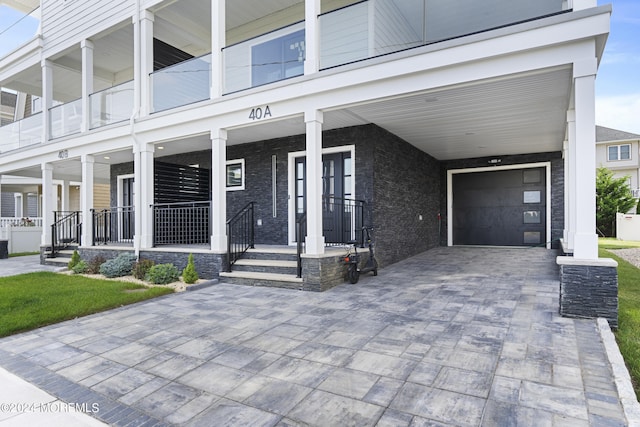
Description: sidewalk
xmin=0 ymin=255 xmax=63 ymax=277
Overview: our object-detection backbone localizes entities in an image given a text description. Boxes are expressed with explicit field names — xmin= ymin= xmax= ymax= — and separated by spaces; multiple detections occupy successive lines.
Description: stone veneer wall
xmin=77 ymin=247 xmax=224 ymax=280
xmin=301 ymin=254 xmax=348 ymax=292
xmin=440 ymin=152 xmax=564 ymax=248
xmin=559 ymin=264 xmax=618 ymax=329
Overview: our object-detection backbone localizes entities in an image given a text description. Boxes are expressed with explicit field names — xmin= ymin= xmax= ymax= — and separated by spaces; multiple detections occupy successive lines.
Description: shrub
xmin=86 ymin=256 xmax=106 ymax=274
xmin=67 ymin=250 xmax=81 ymax=270
xmin=182 ymin=254 xmax=199 ymax=284
xmin=132 ymin=258 xmax=155 ymax=280
xmin=146 ymin=263 xmax=180 ymax=285
xmin=71 ymin=260 xmax=88 ymax=274
xmin=99 ymin=253 xmax=137 ymax=278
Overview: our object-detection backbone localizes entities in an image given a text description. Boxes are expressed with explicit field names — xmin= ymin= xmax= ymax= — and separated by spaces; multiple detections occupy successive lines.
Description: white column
xmin=211 ymin=128 xmax=227 ymax=252
xmin=566 ymin=110 xmax=577 ymax=251
xmin=572 ymin=58 xmax=598 ymax=260
xmin=304 ymin=110 xmax=325 ymax=254
xmin=562 ymin=138 xmax=569 ymax=244
xmin=304 ymin=0 xmax=321 ymax=75
xmin=61 ymin=180 xmax=70 ymax=212
xmin=41 ymin=59 xmax=53 ymax=142
xmin=140 ymin=11 xmax=154 ymax=116
xmin=211 ymin=0 xmax=225 ymax=99
xmin=81 ymin=40 xmax=94 ymax=132
xmin=81 ymin=155 xmax=94 ymax=246
xmin=41 ymin=163 xmax=54 ymax=246
xmin=134 ymin=141 xmax=154 ymax=249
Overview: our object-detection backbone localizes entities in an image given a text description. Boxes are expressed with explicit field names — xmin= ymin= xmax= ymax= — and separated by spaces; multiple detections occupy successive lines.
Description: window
xmin=226 ymin=159 xmax=245 ymax=191
xmin=608 ymin=144 xmax=631 ymax=161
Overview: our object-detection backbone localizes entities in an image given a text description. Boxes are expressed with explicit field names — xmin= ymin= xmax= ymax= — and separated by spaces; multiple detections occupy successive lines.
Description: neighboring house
xmin=596 ymin=125 xmax=640 ymax=199
xmin=0 ymin=1 xmax=617 ymax=323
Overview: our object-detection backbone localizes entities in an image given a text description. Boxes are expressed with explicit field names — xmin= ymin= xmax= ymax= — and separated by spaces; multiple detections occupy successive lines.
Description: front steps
xmin=42 ymin=245 xmax=77 ymax=267
xmin=220 ymin=246 xmax=303 ymax=289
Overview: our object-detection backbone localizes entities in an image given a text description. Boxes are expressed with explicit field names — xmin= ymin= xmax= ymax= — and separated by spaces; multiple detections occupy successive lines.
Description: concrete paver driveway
xmin=0 ymin=247 xmax=629 ymax=426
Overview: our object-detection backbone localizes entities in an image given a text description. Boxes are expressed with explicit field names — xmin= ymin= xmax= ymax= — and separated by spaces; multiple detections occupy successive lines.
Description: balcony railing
xmin=0 ymin=6 xmax=40 ymax=59
xmin=319 ymin=0 xmax=567 ymax=69
xmin=152 ymin=201 xmax=210 ymax=246
xmin=0 ymin=112 xmax=41 ymax=153
xmin=151 ymin=54 xmax=211 ymax=113
xmin=223 ymin=22 xmax=305 ymax=94
xmin=91 ymin=206 xmax=135 ymax=246
xmin=90 ymin=80 xmax=134 ymax=129
xmin=49 ymin=99 xmax=82 ymax=139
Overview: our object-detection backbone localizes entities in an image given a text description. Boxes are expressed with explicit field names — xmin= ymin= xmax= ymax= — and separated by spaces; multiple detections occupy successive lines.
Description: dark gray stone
xmin=560 ymin=264 xmax=618 ymax=328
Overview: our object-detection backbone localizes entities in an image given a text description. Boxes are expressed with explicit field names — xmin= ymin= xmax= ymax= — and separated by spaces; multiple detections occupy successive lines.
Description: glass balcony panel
xmin=0 ymin=121 xmax=20 ymax=153
xmin=19 ymin=112 xmax=42 ymax=148
xmin=320 ymin=0 xmax=566 ymax=70
xmin=49 ymin=99 xmax=82 ymax=139
xmin=151 ymin=54 xmax=211 ymax=113
xmin=223 ymin=22 xmax=305 ymax=94
xmin=90 ymin=80 xmax=134 ymax=129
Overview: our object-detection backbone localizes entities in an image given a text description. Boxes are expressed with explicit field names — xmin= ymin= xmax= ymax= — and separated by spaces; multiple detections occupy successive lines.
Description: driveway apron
xmin=0 ymin=247 xmax=628 ymax=426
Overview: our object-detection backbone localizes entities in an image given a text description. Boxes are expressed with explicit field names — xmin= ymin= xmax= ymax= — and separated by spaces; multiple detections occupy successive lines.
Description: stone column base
xmin=557 ymin=256 xmax=618 ymax=328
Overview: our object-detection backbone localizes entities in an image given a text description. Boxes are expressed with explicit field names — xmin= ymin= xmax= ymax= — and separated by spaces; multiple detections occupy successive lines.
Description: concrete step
xmin=42 ymin=257 xmax=70 ymax=267
xmin=232 ymin=259 xmax=298 ymax=275
xmin=220 ymin=271 xmax=303 ymax=290
xmin=242 ymin=247 xmax=298 ymax=262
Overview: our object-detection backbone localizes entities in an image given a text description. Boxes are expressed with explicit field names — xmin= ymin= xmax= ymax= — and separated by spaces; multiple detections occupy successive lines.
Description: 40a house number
xmin=249 ymin=106 xmax=271 ymax=120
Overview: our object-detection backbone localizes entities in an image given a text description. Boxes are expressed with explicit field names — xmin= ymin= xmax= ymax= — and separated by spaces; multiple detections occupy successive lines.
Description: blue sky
xmin=0 ymin=2 xmax=638 ymax=134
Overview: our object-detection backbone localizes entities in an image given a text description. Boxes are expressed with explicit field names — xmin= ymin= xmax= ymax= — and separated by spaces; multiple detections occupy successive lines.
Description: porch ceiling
xmin=229 ymin=66 xmax=573 ymax=161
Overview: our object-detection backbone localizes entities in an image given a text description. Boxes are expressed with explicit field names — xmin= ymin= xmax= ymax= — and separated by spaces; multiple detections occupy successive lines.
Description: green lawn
xmin=599 ymin=238 xmax=640 ymax=398
xmin=0 ymin=272 xmax=173 ymax=337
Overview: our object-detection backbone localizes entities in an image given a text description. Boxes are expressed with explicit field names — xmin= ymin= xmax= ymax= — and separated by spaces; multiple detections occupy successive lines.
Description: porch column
xmin=211 ymin=0 xmax=225 ymax=99
xmin=566 ymin=110 xmax=577 ymax=251
xmin=572 ymin=60 xmax=598 ymax=260
xmin=134 ymin=141 xmax=155 ymax=250
xmin=81 ymin=39 xmax=94 ymax=132
xmin=139 ymin=11 xmax=154 ymax=117
xmin=304 ymin=0 xmax=321 ymax=75
xmin=210 ymin=128 xmax=227 ymax=252
xmin=41 ymin=59 xmax=53 ymax=143
xmin=305 ymin=110 xmax=325 ymax=254
xmin=41 ymin=163 xmax=54 ymax=246
xmin=81 ymin=155 xmax=94 ymax=246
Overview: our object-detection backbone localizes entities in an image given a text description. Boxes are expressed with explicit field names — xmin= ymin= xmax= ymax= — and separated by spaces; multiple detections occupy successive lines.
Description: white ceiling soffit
xmin=0 ymin=0 xmax=38 ymax=14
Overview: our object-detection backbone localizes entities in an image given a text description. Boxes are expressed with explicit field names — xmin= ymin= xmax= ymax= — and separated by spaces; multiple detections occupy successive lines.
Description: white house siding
xmin=41 ymin=0 xmax=133 ymax=58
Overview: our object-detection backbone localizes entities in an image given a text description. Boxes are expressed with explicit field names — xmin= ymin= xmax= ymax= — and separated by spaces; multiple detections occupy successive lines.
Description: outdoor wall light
xmin=488 ymin=158 xmax=501 ymax=164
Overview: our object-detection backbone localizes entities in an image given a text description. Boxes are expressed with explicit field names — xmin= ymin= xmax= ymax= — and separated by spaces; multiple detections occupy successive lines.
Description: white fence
xmin=616 ymin=213 xmax=640 ymax=241
xmin=0 ymin=224 xmax=42 ymax=253
xmin=0 ymin=217 xmax=43 ymax=227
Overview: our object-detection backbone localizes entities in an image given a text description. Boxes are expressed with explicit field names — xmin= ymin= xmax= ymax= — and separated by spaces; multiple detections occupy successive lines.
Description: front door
xmin=121 ymin=177 xmax=134 ymax=240
xmin=294 ymin=152 xmax=353 ymax=243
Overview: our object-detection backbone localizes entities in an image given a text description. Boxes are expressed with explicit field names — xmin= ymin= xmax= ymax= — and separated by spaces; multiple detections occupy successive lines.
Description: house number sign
xmin=58 ymin=149 xmax=69 ymax=159
xmin=249 ymin=106 xmax=272 ymax=121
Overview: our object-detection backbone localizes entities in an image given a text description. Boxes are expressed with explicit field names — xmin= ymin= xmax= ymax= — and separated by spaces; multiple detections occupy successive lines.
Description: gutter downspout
xmin=131 ymin=0 xmax=142 ymax=258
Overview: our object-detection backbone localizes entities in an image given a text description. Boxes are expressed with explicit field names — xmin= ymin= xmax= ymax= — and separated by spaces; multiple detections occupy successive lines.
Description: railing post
xmin=250 ymin=202 xmax=255 ymax=249
xmin=226 ymin=222 xmax=232 ymax=272
xmin=90 ymin=209 xmax=95 ymax=245
xmin=103 ymin=209 xmax=108 ymax=244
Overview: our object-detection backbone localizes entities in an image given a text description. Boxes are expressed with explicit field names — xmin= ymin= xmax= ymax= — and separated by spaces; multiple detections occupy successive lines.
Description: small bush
xmin=86 ymin=256 xmax=106 ymax=274
xmin=71 ymin=260 xmax=88 ymax=274
xmin=146 ymin=263 xmax=180 ymax=285
xmin=99 ymin=253 xmax=137 ymax=278
xmin=182 ymin=254 xmax=199 ymax=284
xmin=133 ymin=258 xmax=155 ymax=280
xmin=67 ymin=250 xmax=81 ymax=270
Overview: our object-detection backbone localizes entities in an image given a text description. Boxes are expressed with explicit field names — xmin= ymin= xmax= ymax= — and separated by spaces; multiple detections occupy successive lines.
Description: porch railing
xmin=226 ymin=202 xmax=255 ymax=272
xmin=51 ymin=211 xmax=81 ymax=256
xmin=151 ymin=53 xmax=212 ymax=113
xmin=0 ymin=113 xmax=42 ymax=154
xmin=296 ymin=212 xmax=306 ymax=278
xmin=152 ymin=201 xmax=210 ymax=246
xmin=91 ymin=206 xmax=134 ymax=246
xmin=90 ymin=80 xmax=134 ymax=129
xmin=322 ymin=196 xmax=366 ymax=247
xmin=49 ymin=98 xmax=82 ymax=139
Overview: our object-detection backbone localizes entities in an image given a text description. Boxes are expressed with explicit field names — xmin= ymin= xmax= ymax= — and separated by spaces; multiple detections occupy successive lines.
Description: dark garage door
xmin=452 ymin=167 xmax=546 ymax=246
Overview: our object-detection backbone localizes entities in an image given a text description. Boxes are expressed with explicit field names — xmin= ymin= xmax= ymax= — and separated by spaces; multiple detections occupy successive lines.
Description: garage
xmin=449 ymin=165 xmax=548 ymax=247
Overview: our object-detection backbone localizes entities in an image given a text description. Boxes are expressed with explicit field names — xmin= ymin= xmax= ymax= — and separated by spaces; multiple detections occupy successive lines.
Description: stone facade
xmin=559 ymin=263 xmax=618 ymax=328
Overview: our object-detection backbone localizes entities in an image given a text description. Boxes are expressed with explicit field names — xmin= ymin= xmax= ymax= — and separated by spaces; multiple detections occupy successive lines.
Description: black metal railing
xmin=51 ymin=211 xmax=81 ymax=256
xmin=322 ymin=196 xmax=366 ymax=246
xmin=226 ymin=202 xmax=255 ymax=272
xmin=296 ymin=212 xmax=306 ymax=278
xmin=152 ymin=201 xmax=211 ymax=246
xmin=91 ymin=206 xmax=134 ymax=246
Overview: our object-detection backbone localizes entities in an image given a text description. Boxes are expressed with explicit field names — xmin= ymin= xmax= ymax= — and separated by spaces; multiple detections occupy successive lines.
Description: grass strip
xmin=0 ymin=272 xmax=173 ymax=337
